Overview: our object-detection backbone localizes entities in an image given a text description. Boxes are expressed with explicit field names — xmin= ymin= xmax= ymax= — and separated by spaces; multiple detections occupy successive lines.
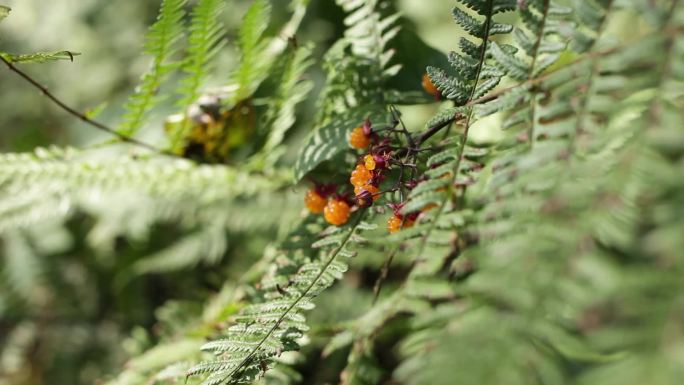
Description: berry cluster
xmin=303 ymin=73 xmax=444 ymax=231
xmin=348 ymin=120 xmax=397 ymax=218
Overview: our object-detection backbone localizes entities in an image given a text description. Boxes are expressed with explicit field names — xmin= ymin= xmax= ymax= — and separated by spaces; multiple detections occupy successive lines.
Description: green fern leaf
xmin=118 ymin=0 xmax=186 ymax=136
xmin=260 ymin=44 xmax=315 ymax=155
xmin=489 ymin=41 xmax=529 ymax=80
xmin=231 ymin=0 xmax=272 ymax=102
xmin=176 ymin=0 xmax=226 ymax=109
xmin=0 ymin=50 xmax=80 ymax=63
xmin=166 ymin=0 xmax=226 ymax=151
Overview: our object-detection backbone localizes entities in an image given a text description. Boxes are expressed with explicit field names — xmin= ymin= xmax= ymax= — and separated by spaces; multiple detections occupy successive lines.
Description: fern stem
xmin=372 ymin=246 xmax=399 ymax=304
xmin=220 ymin=213 xmax=365 ymax=384
xmin=526 ymin=0 xmax=550 ymax=149
xmin=467 ymin=0 xmax=494 ymax=105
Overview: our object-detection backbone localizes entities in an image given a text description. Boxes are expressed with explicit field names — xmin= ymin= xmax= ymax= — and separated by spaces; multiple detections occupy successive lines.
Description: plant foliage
xmin=1 ymin=1 xmax=684 ymax=385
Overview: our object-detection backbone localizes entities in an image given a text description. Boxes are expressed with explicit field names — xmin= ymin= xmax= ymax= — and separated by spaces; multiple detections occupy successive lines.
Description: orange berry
xmin=422 ymin=73 xmax=440 ymax=97
xmin=354 ymin=184 xmax=380 ymax=202
xmin=388 ymin=214 xmax=414 ymax=233
xmin=388 ymin=215 xmax=401 ymax=233
xmin=349 ymin=126 xmax=371 ymax=149
xmin=350 ymin=164 xmax=372 ymax=187
xmin=324 ymin=199 xmax=351 ymax=226
xmin=387 ymin=215 xmax=402 ymax=233
xmin=422 ymin=203 xmax=438 ymax=212
xmin=364 ymin=155 xmax=376 ymax=171
xmin=304 ymin=189 xmax=327 ymax=214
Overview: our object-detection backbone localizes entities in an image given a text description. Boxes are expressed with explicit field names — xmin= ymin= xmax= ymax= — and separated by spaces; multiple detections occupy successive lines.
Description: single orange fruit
xmin=387 ymin=215 xmax=402 ymax=233
xmin=324 ymin=199 xmax=351 ymax=226
xmin=422 ymin=73 xmax=440 ymax=97
xmin=304 ymin=189 xmax=327 ymax=214
xmin=388 ymin=214 xmax=414 ymax=233
xmin=350 ymin=164 xmax=372 ymax=187
xmin=349 ymin=126 xmax=371 ymax=149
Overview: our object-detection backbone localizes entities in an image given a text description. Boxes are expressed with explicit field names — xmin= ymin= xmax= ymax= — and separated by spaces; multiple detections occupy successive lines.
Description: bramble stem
xmin=0 ymin=55 xmax=173 ymax=155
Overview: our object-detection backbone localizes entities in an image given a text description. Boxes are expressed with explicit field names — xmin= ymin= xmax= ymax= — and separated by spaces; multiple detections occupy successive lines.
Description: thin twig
xmin=0 ymin=55 xmax=170 ymax=155
xmin=372 ymin=247 xmax=398 ymax=304
xmin=390 ymin=105 xmax=416 ymax=148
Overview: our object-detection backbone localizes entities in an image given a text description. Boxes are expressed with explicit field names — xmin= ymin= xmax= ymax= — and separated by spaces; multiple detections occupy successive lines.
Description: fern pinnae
xmin=569 ymin=0 xmax=614 ymax=153
xmin=514 ymin=0 xmax=573 ymax=147
xmin=118 ymin=0 xmax=186 ymax=136
xmin=649 ymin=0 xmax=683 ymax=125
xmin=231 ymin=0 xmax=272 ymax=102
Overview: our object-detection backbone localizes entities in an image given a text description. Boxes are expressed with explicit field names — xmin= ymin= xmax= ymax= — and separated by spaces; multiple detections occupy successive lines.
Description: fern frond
xmin=399 ymin=0 xmax=516 ymax=280
xmin=230 ymin=0 xmax=272 ymax=103
xmin=189 ymin=217 xmax=375 ymax=385
xmin=392 ymin=4 xmax=684 ymax=385
xmin=426 ymin=0 xmax=517 ymax=107
xmin=118 ymin=0 xmax=186 ymax=136
xmin=337 ymin=0 xmax=402 ymax=77
xmin=293 ymin=107 xmax=387 ymax=181
xmin=132 ymin=224 xmax=227 ymax=274
xmin=176 ymin=0 xmax=226 ymax=109
xmin=260 ymin=43 xmax=314 ymax=156
xmin=0 ymin=147 xmax=287 ymax=270
xmin=294 ymin=0 xmax=403 ymax=182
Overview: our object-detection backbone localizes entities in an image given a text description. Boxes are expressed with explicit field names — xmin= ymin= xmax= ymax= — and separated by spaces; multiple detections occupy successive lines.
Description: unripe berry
xmin=324 ymin=199 xmax=351 ymax=226
xmin=355 ymin=189 xmax=374 ymax=208
xmin=304 ymin=189 xmax=327 ymax=214
xmin=349 ymin=126 xmax=371 ymax=149
xmin=354 ymin=184 xmax=380 ymax=205
xmin=362 ymin=118 xmax=372 ymax=136
xmin=350 ymin=164 xmax=372 ymax=187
